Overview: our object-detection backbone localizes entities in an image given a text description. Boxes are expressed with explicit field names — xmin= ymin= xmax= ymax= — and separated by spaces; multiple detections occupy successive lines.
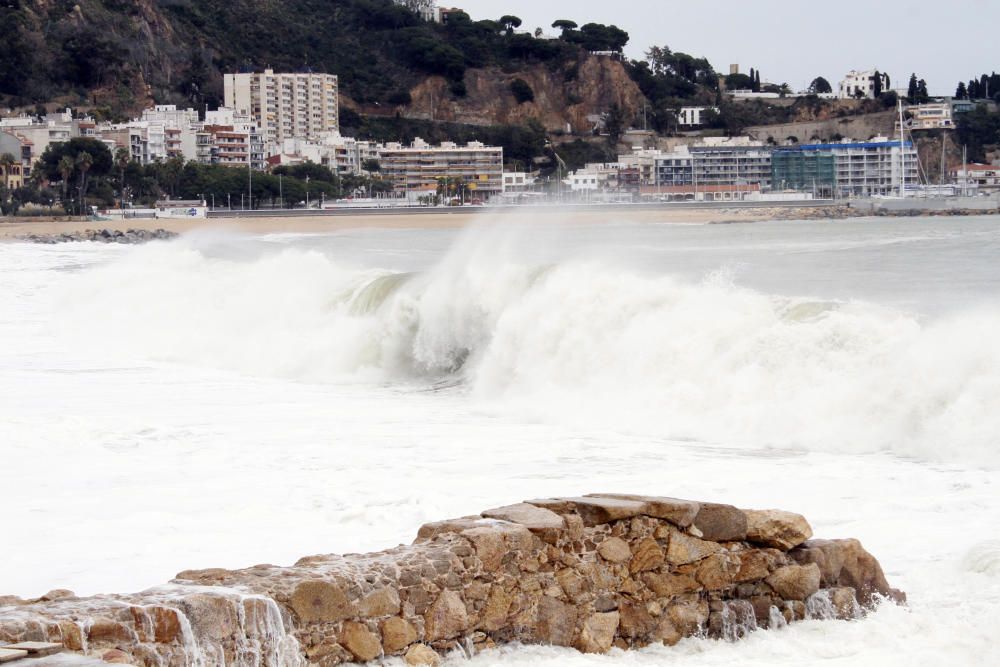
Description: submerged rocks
xmin=15 ymin=228 xmax=178 ymax=244
xmin=0 ymin=493 xmax=902 ymax=665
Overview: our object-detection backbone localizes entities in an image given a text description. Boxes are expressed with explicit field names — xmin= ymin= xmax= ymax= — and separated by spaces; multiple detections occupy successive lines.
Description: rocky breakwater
xmin=16 ymin=229 xmax=178 ymax=244
xmin=0 ymin=494 xmax=903 ymax=665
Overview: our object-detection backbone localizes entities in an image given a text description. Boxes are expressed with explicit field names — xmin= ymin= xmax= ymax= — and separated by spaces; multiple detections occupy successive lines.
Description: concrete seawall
xmin=0 ymin=494 xmax=903 ymax=666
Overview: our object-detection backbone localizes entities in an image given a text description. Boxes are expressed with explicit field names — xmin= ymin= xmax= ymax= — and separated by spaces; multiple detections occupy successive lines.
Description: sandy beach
xmin=0 ymin=206 xmax=791 ymax=239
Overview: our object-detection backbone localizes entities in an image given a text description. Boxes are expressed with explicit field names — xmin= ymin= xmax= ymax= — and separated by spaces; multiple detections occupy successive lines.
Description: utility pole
xmin=248 ymin=139 xmax=253 ymax=211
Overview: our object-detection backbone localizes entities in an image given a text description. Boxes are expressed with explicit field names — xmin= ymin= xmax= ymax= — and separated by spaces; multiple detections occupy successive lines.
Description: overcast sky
xmin=456 ymin=0 xmax=996 ymax=95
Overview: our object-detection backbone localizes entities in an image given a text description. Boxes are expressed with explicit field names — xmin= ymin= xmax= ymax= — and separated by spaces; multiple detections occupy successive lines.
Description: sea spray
xmin=51 ymin=228 xmax=1000 ymax=468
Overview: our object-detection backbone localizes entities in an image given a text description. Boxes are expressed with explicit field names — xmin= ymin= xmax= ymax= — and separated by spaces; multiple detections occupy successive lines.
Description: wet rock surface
xmin=0 ymin=494 xmax=903 ymax=665
xmin=15 ymin=229 xmax=178 ymax=244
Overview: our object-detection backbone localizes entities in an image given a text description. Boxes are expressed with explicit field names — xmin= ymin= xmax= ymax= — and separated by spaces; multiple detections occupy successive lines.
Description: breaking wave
xmin=54 ymin=226 xmax=1000 ymax=467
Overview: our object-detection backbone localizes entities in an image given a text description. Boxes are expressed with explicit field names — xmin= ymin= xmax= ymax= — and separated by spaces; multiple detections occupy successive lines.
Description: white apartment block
xmin=224 ymin=69 xmax=339 ymax=148
xmin=0 ymin=109 xmax=92 ymax=169
xmin=676 ymin=106 xmax=717 ymax=127
xmin=274 ymin=134 xmax=379 ymax=176
xmin=199 ymin=107 xmax=267 ymax=170
xmin=839 ymin=70 xmax=890 ymax=99
xmin=379 ymin=138 xmax=504 ymax=196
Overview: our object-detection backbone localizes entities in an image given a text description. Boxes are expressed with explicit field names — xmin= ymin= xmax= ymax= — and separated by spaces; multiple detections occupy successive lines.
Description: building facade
xmin=654 ymin=139 xmax=773 ymax=190
xmin=379 ymin=138 xmax=503 ymax=197
xmin=774 ymin=138 xmax=918 ymax=197
xmin=394 ymin=0 xmax=438 ymax=21
xmin=224 ymin=69 xmax=339 ymax=147
xmin=270 ymin=134 xmax=379 ymax=176
xmin=839 ymin=70 xmax=890 ymax=99
xmin=906 ymin=103 xmax=954 ymax=130
xmin=952 ymin=164 xmax=1000 ymax=192
xmin=676 ymin=107 xmax=716 ymax=127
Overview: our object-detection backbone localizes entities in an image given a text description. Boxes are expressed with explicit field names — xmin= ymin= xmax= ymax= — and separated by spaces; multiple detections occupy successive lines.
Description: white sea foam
xmin=3 ymin=217 xmax=1000 ymax=666
xmin=52 ymin=223 xmax=1000 ymax=467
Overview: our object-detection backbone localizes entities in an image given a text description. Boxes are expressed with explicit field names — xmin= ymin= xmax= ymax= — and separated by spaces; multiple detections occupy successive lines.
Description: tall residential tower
xmin=224 ymin=69 xmax=339 ymax=147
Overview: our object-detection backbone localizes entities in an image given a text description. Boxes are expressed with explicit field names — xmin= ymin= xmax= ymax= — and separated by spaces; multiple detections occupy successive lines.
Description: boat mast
xmin=898 ymin=97 xmax=907 ymax=198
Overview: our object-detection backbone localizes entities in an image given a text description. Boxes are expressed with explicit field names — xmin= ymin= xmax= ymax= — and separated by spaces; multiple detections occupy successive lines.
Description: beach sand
xmin=0 ymin=207 xmax=780 ymax=239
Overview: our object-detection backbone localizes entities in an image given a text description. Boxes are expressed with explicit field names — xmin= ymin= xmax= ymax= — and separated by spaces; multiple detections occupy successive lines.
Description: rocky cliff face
xmin=401 ymin=56 xmax=646 ymax=133
xmin=0 ymin=493 xmax=902 ymax=666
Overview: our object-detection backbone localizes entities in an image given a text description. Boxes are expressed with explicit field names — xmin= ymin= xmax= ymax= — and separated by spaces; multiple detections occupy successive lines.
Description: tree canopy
xmin=809 ymin=77 xmax=832 ymax=94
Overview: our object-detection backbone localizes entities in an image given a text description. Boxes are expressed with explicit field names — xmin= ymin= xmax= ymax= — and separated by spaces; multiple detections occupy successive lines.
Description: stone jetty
xmin=0 ymin=494 xmax=903 ymax=665
xmin=15 ymin=229 xmax=178 ymax=244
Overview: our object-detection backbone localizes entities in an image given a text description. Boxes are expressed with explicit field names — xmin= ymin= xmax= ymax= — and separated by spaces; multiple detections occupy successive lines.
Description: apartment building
xmin=773 ymin=137 xmax=918 ymax=197
xmin=271 ymin=134 xmax=379 ymax=176
xmin=906 ymin=102 xmax=954 ymax=130
xmin=654 ymin=138 xmax=773 ymax=190
xmin=224 ymin=69 xmax=339 ymax=148
xmin=0 ymin=110 xmax=89 ymax=171
xmin=378 ymin=138 xmax=503 ymax=196
xmin=0 ymin=131 xmax=26 ymax=189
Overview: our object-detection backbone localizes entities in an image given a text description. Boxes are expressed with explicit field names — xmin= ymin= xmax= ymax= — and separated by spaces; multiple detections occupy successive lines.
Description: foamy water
xmin=2 ymin=215 xmax=1000 ymax=665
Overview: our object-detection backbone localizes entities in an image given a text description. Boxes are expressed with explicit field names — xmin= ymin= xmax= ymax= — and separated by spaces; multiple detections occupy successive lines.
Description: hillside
xmin=0 ymin=0 xmax=646 ymax=130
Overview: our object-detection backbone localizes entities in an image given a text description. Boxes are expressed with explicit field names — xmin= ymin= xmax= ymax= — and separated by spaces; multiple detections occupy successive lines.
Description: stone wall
xmin=745 ymin=111 xmax=898 ymax=145
xmin=0 ymin=494 xmax=903 ymax=666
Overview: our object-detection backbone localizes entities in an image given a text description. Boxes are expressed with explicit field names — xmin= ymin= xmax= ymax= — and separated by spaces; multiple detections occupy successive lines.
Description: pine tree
xmin=907 ymin=73 xmax=918 ymax=103
xmin=917 ymin=79 xmax=929 ymax=103
xmin=956 ymin=81 xmax=968 ymax=100
xmin=872 ymin=70 xmax=883 ymax=98
xmin=969 ymin=79 xmax=980 ymax=99
xmin=754 ymin=70 xmax=761 ymax=92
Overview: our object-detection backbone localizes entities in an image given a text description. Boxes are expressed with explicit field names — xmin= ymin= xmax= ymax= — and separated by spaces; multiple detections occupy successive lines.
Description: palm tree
xmin=0 ymin=153 xmax=15 ymax=192
xmin=76 ymin=151 xmax=93 ymax=216
xmin=58 ymin=155 xmax=74 ymax=212
xmin=114 ymin=147 xmax=131 ymax=209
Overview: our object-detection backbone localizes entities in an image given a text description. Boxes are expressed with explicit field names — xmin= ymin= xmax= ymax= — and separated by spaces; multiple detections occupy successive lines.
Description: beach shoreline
xmin=0 ymin=207 xmax=775 ymax=239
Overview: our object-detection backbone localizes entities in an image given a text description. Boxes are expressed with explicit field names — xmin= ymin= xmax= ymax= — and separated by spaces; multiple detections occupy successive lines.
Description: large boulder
xmin=789 ymin=539 xmax=902 ymax=606
xmin=766 ymin=564 xmax=822 ymax=601
xmin=560 ymin=497 xmax=648 ymax=526
xmin=576 ymin=612 xmax=619 ymax=653
xmin=692 ymin=503 xmax=748 ymax=542
xmin=744 ymin=509 xmax=813 ymax=550
xmin=423 ymin=590 xmax=469 ymax=641
xmin=481 ymin=503 xmax=565 ymax=543
xmin=584 ymin=494 xmax=700 ymax=527
xmin=666 ymin=530 xmax=726 ymax=566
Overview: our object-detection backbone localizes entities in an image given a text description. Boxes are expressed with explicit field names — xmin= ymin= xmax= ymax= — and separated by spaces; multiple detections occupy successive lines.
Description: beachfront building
xmin=378 ymin=138 xmax=503 ymax=198
xmin=654 ymin=138 xmax=773 ymax=191
xmin=951 ymin=163 xmax=1000 ymax=193
xmin=502 ymin=171 xmax=534 ymax=192
xmin=839 ymin=70 xmax=890 ymax=99
xmin=0 ymin=131 xmax=26 ymax=189
xmin=0 ymin=130 xmax=33 ymax=181
xmin=0 ymin=109 xmax=90 ymax=171
xmin=195 ymin=108 xmax=267 ymax=171
xmin=224 ymin=69 xmax=339 ymax=148
xmin=268 ymin=134 xmax=379 ymax=176
xmin=773 ymin=137 xmax=918 ymax=197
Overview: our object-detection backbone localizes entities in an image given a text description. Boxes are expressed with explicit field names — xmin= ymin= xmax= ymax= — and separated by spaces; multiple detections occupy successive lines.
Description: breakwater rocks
xmin=15 ymin=229 xmax=178 ymax=244
xmin=0 ymin=494 xmax=903 ymax=665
